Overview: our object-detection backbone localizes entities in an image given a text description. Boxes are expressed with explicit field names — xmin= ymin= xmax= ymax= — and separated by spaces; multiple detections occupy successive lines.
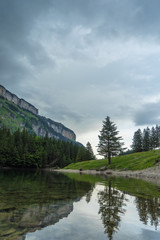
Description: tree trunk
xmin=108 ymin=153 xmax=111 ymax=165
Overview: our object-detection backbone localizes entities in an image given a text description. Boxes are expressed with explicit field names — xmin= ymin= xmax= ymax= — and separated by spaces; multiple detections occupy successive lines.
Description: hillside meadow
xmin=64 ymin=149 xmax=160 ymax=171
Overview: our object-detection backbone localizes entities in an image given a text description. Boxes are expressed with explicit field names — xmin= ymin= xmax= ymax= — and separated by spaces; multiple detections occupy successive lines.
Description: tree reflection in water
xmin=1 ymin=170 xmax=160 ymax=240
xmin=98 ymin=179 xmax=126 ymax=240
xmin=98 ymin=177 xmax=160 ymax=239
xmin=135 ymin=196 xmax=160 ymax=230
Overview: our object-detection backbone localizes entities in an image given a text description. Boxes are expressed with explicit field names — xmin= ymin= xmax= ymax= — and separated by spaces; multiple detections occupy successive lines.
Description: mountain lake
xmin=0 ymin=169 xmax=160 ymax=240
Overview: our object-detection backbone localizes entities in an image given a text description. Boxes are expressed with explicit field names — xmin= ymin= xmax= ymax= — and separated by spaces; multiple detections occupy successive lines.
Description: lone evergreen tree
xmin=97 ymin=116 xmax=125 ymax=165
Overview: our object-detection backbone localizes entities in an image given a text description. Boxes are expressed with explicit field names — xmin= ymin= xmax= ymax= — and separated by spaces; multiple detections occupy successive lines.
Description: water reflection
xmin=98 ymin=179 xmax=126 ymax=240
xmin=0 ymin=170 xmax=160 ymax=240
xmin=135 ymin=196 xmax=160 ymax=230
xmin=0 ymin=170 xmax=92 ymax=240
xmin=97 ymin=177 xmax=160 ymax=239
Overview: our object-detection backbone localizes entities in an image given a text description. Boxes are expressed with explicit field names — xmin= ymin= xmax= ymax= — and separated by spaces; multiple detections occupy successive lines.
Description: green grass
xmin=64 ymin=149 xmax=160 ymax=171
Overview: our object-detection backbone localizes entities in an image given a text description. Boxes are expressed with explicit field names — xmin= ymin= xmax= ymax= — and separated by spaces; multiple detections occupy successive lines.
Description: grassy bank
xmin=64 ymin=149 xmax=160 ymax=171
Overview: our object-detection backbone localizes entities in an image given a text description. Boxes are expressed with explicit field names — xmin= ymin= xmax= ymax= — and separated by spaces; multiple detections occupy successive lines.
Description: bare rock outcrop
xmin=0 ymin=85 xmax=76 ymax=142
xmin=0 ymin=85 xmax=38 ymax=115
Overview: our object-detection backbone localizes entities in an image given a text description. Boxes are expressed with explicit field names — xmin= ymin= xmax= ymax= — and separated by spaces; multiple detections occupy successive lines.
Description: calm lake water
xmin=0 ymin=170 xmax=160 ymax=240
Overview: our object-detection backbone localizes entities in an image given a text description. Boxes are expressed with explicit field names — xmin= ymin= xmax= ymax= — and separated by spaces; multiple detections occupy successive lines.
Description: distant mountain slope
xmin=0 ymin=85 xmax=76 ymax=142
xmin=0 ymin=84 xmax=38 ymax=115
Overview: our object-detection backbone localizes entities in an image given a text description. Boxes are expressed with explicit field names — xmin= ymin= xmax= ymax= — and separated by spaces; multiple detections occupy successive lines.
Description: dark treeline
xmin=132 ymin=125 xmax=160 ymax=152
xmin=0 ymin=127 xmax=93 ymax=168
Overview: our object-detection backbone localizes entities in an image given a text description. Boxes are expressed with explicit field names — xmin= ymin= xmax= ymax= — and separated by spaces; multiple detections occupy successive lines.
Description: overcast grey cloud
xmin=135 ymin=101 xmax=160 ymax=126
xmin=1 ymin=0 xmax=160 ymax=153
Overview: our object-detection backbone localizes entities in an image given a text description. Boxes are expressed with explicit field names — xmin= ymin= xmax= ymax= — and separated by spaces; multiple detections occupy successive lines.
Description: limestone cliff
xmin=0 ymin=85 xmax=76 ymax=142
xmin=33 ymin=116 xmax=76 ymax=141
xmin=0 ymin=85 xmax=38 ymax=115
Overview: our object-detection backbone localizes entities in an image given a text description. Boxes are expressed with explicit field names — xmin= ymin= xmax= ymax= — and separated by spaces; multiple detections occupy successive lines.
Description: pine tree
xmin=86 ymin=142 xmax=95 ymax=160
xmin=97 ymin=116 xmax=125 ymax=165
xmin=131 ymin=129 xmax=143 ymax=152
xmin=142 ymin=127 xmax=150 ymax=151
xmin=155 ymin=125 xmax=160 ymax=148
xmin=76 ymin=147 xmax=87 ymax=162
xmin=150 ymin=126 xmax=159 ymax=149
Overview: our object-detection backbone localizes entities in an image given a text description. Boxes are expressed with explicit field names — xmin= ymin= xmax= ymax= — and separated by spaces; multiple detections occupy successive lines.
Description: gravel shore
xmin=55 ymin=165 xmax=160 ymax=185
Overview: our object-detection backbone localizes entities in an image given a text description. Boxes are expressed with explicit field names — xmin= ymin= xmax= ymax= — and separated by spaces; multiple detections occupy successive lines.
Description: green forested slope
xmin=0 ymin=127 xmax=91 ymax=168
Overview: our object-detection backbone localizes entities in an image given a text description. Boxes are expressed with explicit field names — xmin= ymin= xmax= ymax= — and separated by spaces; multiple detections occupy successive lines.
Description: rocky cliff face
xmin=32 ymin=116 xmax=76 ymax=141
xmin=0 ymin=85 xmax=76 ymax=142
xmin=0 ymin=85 xmax=38 ymax=115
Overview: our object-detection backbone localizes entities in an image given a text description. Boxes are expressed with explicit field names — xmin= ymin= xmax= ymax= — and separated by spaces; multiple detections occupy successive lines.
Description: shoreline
xmin=1 ymin=165 xmax=160 ymax=185
xmin=54 ymin=165 xmax=160 ymax=185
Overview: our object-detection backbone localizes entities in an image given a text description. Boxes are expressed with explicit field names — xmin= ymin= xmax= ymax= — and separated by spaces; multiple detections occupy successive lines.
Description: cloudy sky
xmin=1 ymin=0 xmax=160 ymax=155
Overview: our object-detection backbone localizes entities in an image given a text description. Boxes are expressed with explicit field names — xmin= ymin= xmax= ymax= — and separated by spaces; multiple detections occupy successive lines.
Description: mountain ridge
xmin=0 ymin=85 xmax=76 ymax=142
xmin=0 ymin=85 xmax=38 ymax=115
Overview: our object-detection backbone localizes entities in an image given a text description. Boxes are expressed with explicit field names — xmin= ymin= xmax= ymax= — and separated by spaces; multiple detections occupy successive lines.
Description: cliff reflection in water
xmin=1 ymin=171 xmax=160 ymax=240
xmin=0 ymin=170 xmax=92 ymax=240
